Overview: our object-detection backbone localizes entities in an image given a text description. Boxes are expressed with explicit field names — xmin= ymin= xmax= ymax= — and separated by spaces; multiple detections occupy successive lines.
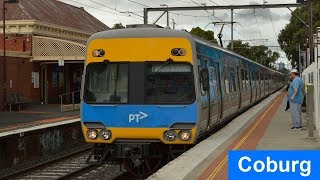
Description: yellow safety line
xmin=207 ymin=94 xmax=283 ymax=180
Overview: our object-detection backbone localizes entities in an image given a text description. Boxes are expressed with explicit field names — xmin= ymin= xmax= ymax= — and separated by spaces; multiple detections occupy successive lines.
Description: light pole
xmin=307 ymin=0 xmax=313 ymax=66
xmin=2 ymin=0 xmax=19 ymax=110
xmin=160 ymin=4 xmax=169 ymax=28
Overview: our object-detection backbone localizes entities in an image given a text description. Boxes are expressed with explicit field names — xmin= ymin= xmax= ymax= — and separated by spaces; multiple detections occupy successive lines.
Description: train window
xmin=224 ymin=66 xmax=230 ymax=94
xmin=144 ymin=62 xmax=195 ymax=104
xmin=214 ymin=62 xmax=221 ymax=96
xmin=241 ymin=69 xmax=245 ymax=91
xmin=245 ymin=69 xmax=249 ymax=90
xmin=208 ymin=66 xmax=218 ymax=97
xmin=84 ymin=63 xmax=129 ymax=103
xmin=197 ymin=57 xmax=207 ymax=95
xmin=230 ymin=66 xmax=236 ymax=92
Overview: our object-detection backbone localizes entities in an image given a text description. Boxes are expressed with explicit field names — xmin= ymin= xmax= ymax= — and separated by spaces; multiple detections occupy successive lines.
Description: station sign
xmin=58 ymin=60 xmax=64 ymax=66
xmin=229 ymin=150 xmax=320 ymax=179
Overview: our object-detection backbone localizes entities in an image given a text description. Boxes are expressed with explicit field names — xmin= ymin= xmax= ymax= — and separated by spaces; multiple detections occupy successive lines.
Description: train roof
xmin=88 ymin=28 xmax=194 ymax=43
xmin=191 ymin=34 xmax=282 ymax=75
xmin=88 ymin=28 xmax=283 ymax=75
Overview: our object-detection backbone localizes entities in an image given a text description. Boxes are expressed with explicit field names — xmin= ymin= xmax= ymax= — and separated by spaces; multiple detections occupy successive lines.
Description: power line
xmin=191 ymin=0 xmax=249 ymax=40
xmin=128 ymin=0 xmax=149 ymax=7
xmin=88 ymin=0 xmax=143 ymax=20
xmin=254 ymin=10 xmax=264 ymax=45
xmin=64 ymin=0 xmax=142 ymax=23
xmin=268 ymin=9 xmax=278 ymax=40
xmin=65 ymin=0 xmax=124 ymax=15
xmin=127 ymin=0 xmax=211 ymax=19
xmin=189 ymin=0 xmax=231 ymax=39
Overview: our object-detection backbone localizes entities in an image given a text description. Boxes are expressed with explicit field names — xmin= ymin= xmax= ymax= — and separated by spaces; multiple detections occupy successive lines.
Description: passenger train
xmin=81 ymin=27 xmax=286 ymax=176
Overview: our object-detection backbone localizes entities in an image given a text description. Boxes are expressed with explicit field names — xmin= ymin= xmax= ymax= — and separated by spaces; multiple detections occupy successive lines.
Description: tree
xmin=278 ymin=0 xmax=320 ymax=68
xmin=227 ymin=40 xmax=252 ymax=58
xmin=227 ymin=40 xmax=280 ymax=68
xmin=112 ymin=23 xmax=125 ymax=29
xmin=190 ymin=27 xmax=218 ymax=44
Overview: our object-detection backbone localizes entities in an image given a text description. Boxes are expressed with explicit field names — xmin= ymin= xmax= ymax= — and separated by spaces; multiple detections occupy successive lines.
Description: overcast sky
xmin=60 ymin=0 xmax=300 ymax=69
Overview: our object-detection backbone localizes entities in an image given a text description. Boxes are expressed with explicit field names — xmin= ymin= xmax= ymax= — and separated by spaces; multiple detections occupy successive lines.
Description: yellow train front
xmin=81 ymin=27 xmax=285 ymax=176
xmin=81 ymin=27 xmax=199 ymax=176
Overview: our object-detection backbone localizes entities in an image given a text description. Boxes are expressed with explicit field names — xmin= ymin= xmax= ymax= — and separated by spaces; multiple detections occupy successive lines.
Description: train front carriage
xmin=81 ymin=28 xmax=202 ymax=176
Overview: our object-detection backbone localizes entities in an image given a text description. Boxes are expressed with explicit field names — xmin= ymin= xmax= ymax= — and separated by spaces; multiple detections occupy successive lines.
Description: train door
xmin=198 ymin=57 xmax=210 ymax=133
xmin=207 ymin=61 xmax=221 ymax=128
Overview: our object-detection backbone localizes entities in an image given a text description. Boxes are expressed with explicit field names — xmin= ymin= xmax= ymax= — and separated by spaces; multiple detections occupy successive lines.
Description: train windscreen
xmin=83 ymin=62 xmax=195 ymax=104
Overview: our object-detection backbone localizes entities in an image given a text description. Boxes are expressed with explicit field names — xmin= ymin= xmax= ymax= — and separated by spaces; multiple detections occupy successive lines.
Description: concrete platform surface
xmin=0 ymin=104 xmax=79 ymax=133
xmin=256 ymin=97 xmax=320 ymax=149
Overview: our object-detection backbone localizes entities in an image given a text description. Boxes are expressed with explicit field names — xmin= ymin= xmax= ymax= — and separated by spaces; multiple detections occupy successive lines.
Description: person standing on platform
xmin=287 ymin=69 xmax=304 ymax=130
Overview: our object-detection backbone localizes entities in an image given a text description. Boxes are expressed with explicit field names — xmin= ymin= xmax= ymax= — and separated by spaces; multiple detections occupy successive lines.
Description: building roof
xmin=2 ymin=0 xmax=109 ymax=33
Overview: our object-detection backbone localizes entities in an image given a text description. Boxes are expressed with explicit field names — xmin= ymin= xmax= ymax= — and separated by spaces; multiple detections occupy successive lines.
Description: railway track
xmin=2 ymin=149 xmax=127 ymax=180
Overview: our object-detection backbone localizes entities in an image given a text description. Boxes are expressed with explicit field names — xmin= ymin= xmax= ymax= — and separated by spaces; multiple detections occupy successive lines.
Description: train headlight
xmin=92 ymin=49 xmax=105 ymax=57
xmin=163 ymin=130 xmax=177 ymax=141
xmin=178 ymin=48 xmax=186 ymax=56
xmin=99 ymin=129 xmax=112 ymax=140
xmin=87 ymin=129 xmax=98 ymax=140
xmin=178 ymin=130 xmax=192 ymax=141
xmin=171 ymin=48 xmax=186 ymax=56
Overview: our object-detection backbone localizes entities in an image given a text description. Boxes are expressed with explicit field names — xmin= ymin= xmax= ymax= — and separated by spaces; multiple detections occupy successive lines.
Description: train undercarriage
xmin=86 ymin=143 xmax=190 ymax=177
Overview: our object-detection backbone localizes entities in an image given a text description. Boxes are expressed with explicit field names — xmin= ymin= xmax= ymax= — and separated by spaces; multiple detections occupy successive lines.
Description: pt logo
xmin=128 ymin=111 xmax=148 ymax=123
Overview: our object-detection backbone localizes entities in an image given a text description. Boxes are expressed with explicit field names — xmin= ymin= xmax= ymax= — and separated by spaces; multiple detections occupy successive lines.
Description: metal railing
xmin=59 ymin=90 xmax=81 ymax=112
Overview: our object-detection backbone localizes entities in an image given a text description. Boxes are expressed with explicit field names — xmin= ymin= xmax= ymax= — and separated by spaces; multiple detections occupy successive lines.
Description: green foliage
xmin=190 ymin=27 xmax=218 ymax=44
xmin=227 ymin=40 xmax=280 ymax=68
xmin=112 ymin=23 xmax=125 ymax=29
xmin=278 ymin=0 xmax=320 ymax=68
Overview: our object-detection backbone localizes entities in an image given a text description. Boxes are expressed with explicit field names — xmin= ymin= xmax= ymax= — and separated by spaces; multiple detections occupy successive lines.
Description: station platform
xmin=149 ymin=89 xmax=320 ymax=180
xmin=0 ymin=104 xmax=79 ymax=133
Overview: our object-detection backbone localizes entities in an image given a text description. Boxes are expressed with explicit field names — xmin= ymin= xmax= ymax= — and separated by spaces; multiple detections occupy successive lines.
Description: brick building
xmin=0 ymin=0 xmax=109 ymax=110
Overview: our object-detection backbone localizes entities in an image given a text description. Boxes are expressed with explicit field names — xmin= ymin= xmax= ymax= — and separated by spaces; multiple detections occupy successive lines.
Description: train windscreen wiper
xmin=147 ymin=58 xmax=173 ymax=81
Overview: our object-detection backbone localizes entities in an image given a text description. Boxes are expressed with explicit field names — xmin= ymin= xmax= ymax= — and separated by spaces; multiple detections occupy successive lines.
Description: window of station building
xmin=311 ymin=72 xmax=314 ymax=84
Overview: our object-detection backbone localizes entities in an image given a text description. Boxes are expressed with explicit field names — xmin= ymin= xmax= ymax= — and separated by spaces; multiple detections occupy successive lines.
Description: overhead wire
xmin=268 ymin=9 xmax=278 ymax=42
xmin=88 ymin=0 xmax=143 ymax=20
xmin=126 ymin=0 xmax=212 ymax=23
xmin=254 ymin=10 xmax=264 ymax=45
xmin=63 ymin=0 xmax=142 ymax=23
xmin=189 ymin=0 xmax=249 ymax=41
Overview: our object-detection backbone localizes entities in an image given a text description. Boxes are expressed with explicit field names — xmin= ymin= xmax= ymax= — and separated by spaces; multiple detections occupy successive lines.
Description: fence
xmin=59 ymin=90 xmax=81 ymax=112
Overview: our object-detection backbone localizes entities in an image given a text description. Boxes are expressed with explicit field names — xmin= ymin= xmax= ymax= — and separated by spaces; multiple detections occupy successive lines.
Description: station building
xmin=0 ymin=0 xmax=109 ymax=110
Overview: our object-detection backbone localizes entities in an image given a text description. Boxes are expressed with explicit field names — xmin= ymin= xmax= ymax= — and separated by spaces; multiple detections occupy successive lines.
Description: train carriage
xmin=81 ymin=27 xmax=285 ymax=176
